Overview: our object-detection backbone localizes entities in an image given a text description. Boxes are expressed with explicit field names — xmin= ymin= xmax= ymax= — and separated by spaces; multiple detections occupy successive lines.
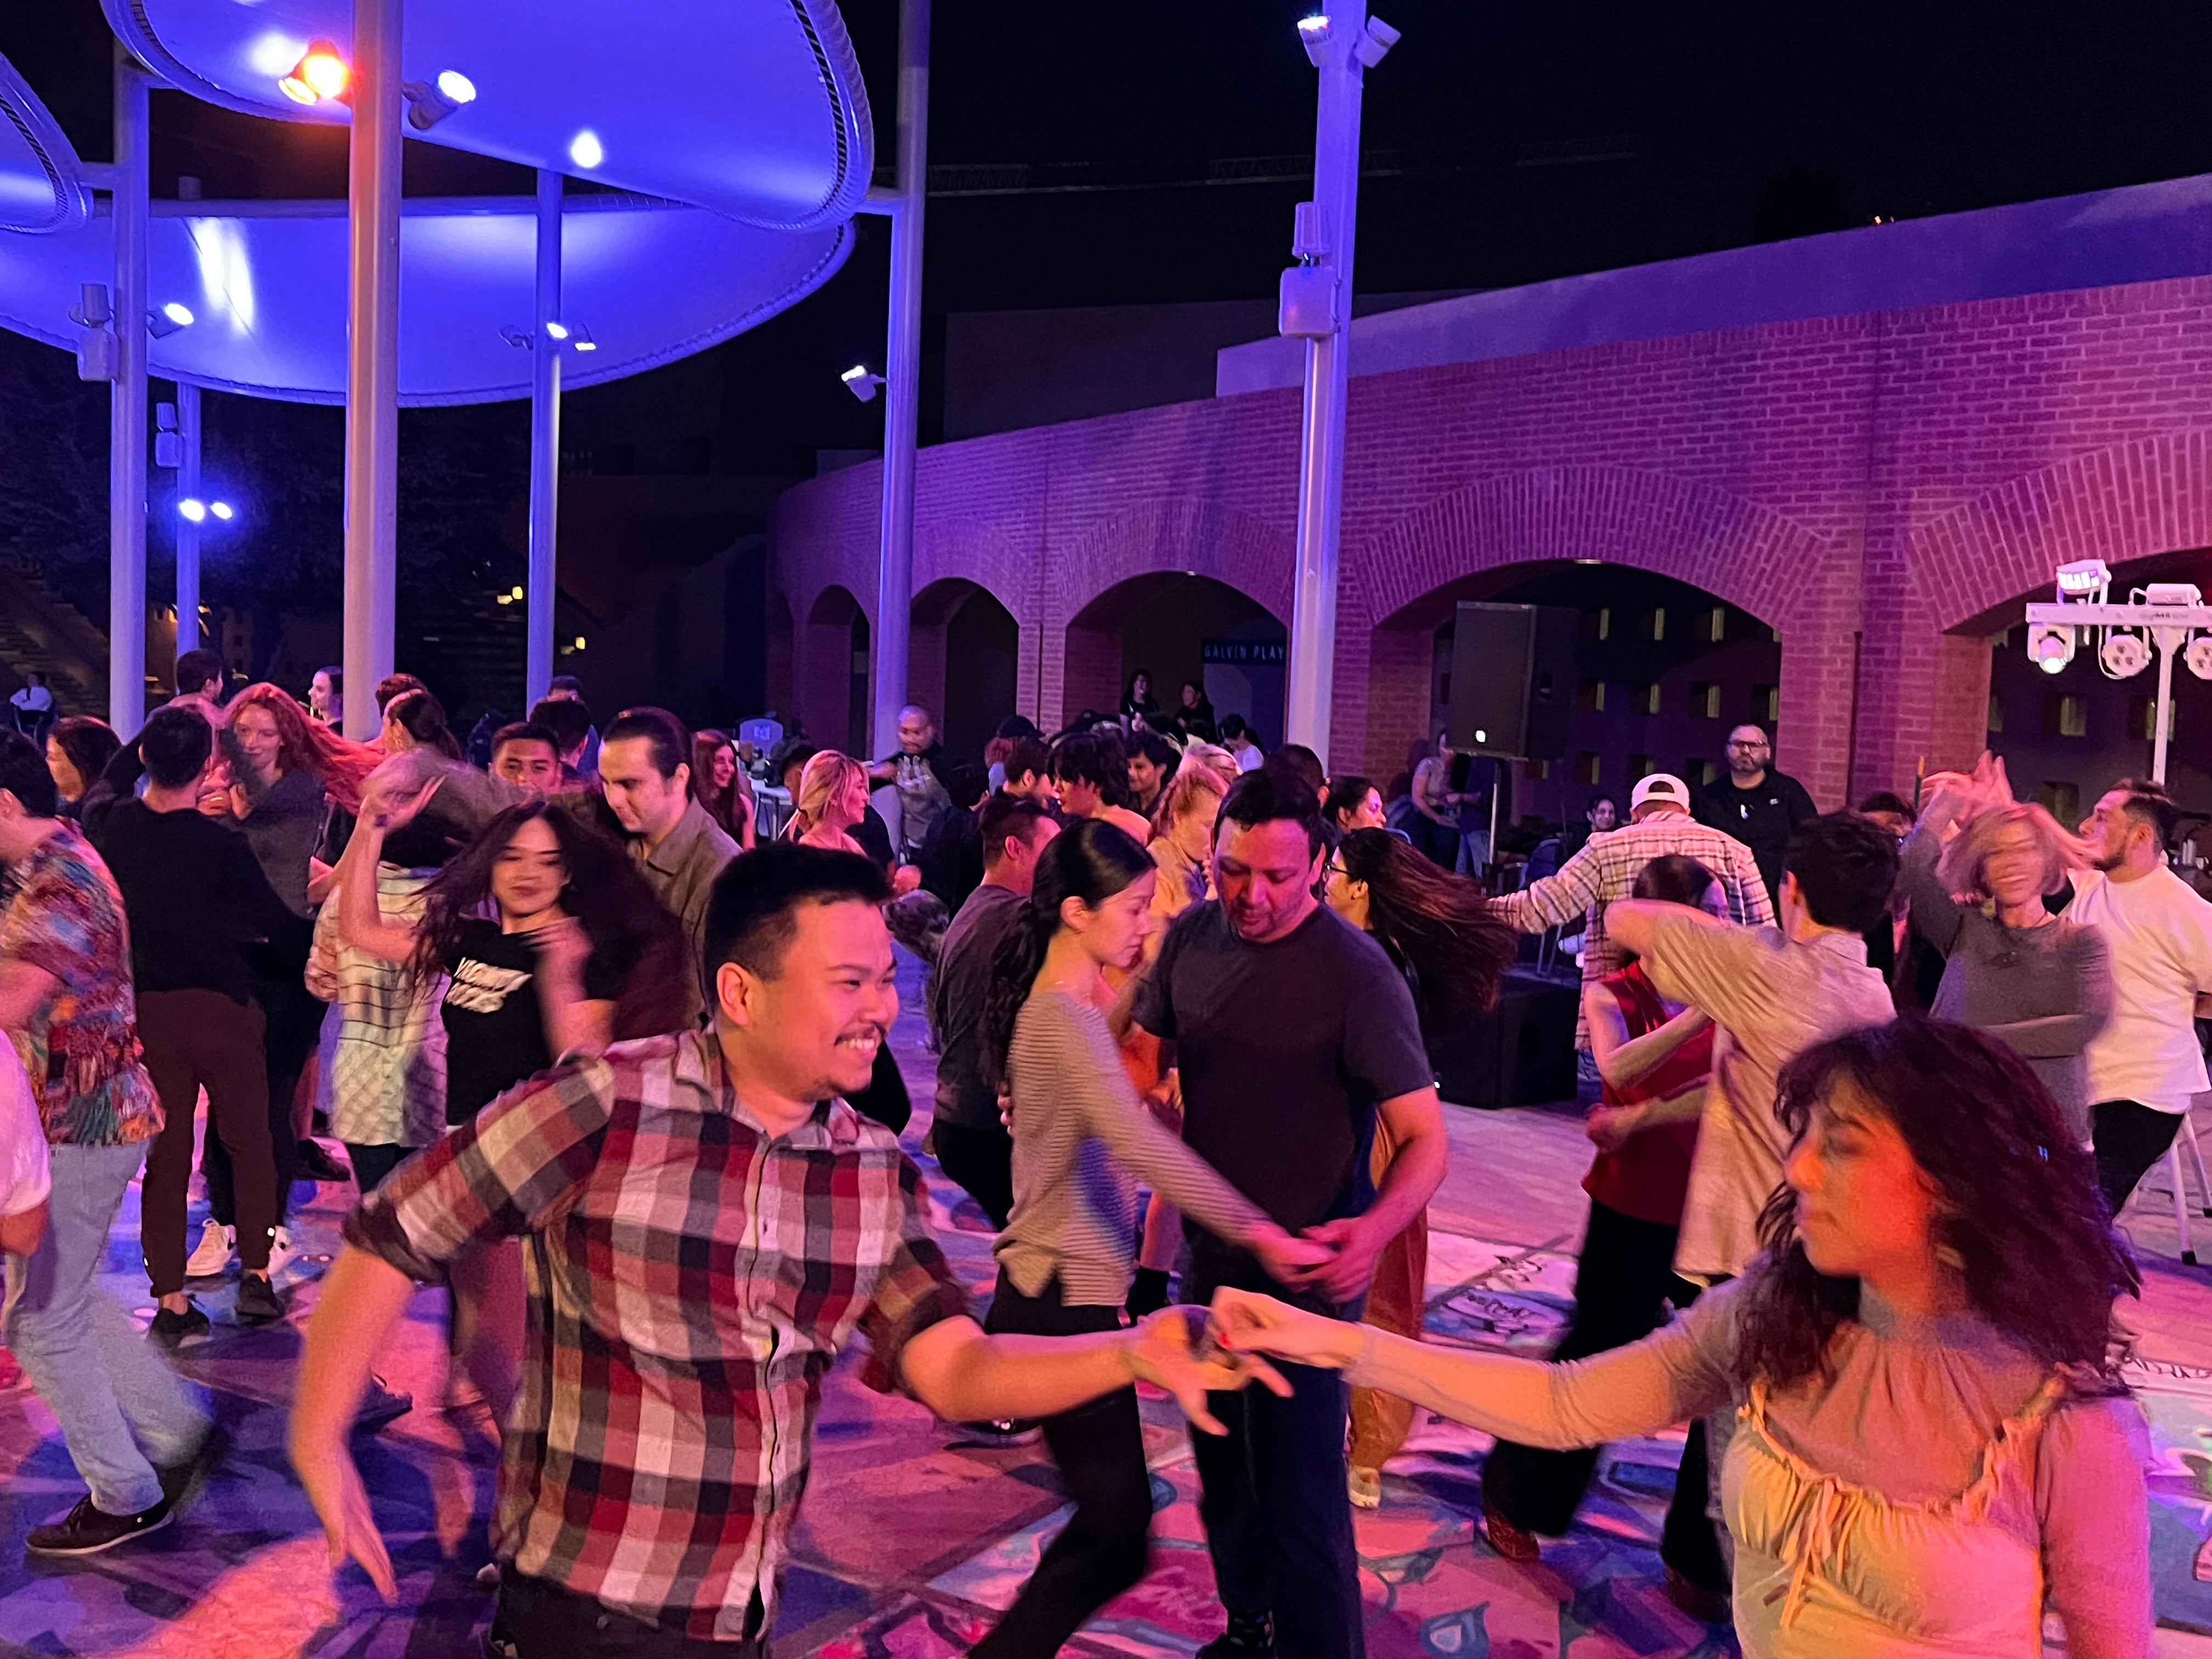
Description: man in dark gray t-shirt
xmin=926 ymin=796 xmax=1058 ymax=1228
xmin=1126 ymin=768 xmax=1442 ymax=1659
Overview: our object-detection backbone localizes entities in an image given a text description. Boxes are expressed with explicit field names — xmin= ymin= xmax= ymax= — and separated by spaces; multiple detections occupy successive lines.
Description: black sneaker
xmin=1196 ymin=1616 xmax=1276 ymax=1659
xmin=25 ymin=1494 xmax=172 ymax=1556
xmin=157 ymin=1425 xmax=230 ymax=1514
xmin=235 ymin=1274 xmax=287 ymax=1326
xmin=952 ymin=1419 xmax=1041 ymax=1448
xmin=297 ymin=1138 xmax=351 ymax=1183
xmin=148 ymin=1302 xmax=210 ymax=1350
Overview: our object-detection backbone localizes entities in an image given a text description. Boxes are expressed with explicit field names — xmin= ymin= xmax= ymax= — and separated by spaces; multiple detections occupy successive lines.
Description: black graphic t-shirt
xmin=440 ymin=918 xmax=622 ymax=1125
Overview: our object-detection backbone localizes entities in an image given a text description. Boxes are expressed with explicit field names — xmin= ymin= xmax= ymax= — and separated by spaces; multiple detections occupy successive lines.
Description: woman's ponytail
xmin=980 ymin=899 xmax=1058 ymax=1092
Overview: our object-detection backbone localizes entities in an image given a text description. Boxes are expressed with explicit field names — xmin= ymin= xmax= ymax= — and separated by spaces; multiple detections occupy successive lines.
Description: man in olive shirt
xmin=926 ymin=795 xmax=1058 ymax=1227
xmin=599 ymin=707 xmax=737 ymax=1022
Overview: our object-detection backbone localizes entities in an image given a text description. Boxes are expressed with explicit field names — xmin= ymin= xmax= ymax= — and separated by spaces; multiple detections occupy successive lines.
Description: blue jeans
xmin=3 ymin=1142 xmax=207 ymax=1514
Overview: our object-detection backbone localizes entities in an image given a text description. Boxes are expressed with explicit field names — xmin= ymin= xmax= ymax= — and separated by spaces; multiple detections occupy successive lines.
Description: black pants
xmin=346 ymin=1142 xmax=414 ymax=1195
xmin=487 ymin=1571 xmax=768 ymax=1658
xmin=1186 ymin=1253 xmax=1364 ymax=1659
xmin=208 ymin=919 xmax=322 ymax=1226
xmin=2094 ymin=1098 xmax=2185 ymax=1216
xmin=972 ymin=1273 xmax=1151 ymax=1657
xmin=1481 ymin=1199 xmax=1726 ymax=1590
xmin=934 ymin=1120 xmax=1014 ymax=1229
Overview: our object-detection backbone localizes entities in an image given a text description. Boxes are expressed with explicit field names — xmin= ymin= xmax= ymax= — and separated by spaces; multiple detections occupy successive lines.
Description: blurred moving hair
xmin=1855 ymin=791 xmax=1915 ymax=823
xmin=702 ymin=839 xmax=891 ymax=983
xmin=1936 ymin=801 xmax=2091 ymax=899
xmin=48 ymin=716 xmax=121 ymax=797
xmin=224 ymin=682 xmax=382 ymax=811
xmin=1335 ymin=828 xmax=1515 ymax=1024
xmin=1739 ymin=1015 xmax=2138 ymax=1391
xmin=385 ymin=688 xmax=464 ymax=761
xmin=979 ymin=819 xmax=1153 ymax=1088
xmin=1151 ymin=761 xmax=1227 ymax=841
xmin=1321 ymin=774 xmax=1377 ymax=831
xmin=138 ymin=707 xmax=215 ymax=789
xmin=418 ymin=801 xmax=692 ymax=1038
xmin=1781 ymin=811 xmax=1900 ymax=934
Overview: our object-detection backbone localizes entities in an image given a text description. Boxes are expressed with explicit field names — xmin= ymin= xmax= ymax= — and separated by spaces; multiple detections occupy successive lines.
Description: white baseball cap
xmin=1630 ymin=773 xmax=1691 ymax=812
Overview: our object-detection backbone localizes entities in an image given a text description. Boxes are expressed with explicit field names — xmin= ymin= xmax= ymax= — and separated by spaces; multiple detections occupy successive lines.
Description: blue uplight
xmin=435 ymin=70 xmax=477 ymax=105
xmin=177 ymin=497 xmax=207 ymax=522
xmin=162 ymin=301 xmax=194 ymax=326
xmin=568 ymin=129 xmax=604 ymax=170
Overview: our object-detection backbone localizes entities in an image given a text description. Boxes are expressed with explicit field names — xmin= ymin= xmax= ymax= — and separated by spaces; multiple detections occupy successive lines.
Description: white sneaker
xmin=264 ymin=1226 xmax=298 ymax=1276
xmin=184 ymin=1220 xmax=235 ymax=1279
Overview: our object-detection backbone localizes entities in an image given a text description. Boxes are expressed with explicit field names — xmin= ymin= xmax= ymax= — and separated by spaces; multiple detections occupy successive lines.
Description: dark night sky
xmin=8 ymin=1 xmax=2212 ymax=466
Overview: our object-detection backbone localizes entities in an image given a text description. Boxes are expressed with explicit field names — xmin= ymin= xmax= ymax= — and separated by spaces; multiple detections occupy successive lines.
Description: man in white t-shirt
xmin=2067 ymin=778 xmax=2212 ymax=1214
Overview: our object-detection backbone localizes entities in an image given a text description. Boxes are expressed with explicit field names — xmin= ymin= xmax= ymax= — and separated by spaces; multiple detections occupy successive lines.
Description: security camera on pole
xmin=2023 ymin=559 xmax=2212 ymax=786
xmin=1281 ymin=2 xmax=1398 ymax=766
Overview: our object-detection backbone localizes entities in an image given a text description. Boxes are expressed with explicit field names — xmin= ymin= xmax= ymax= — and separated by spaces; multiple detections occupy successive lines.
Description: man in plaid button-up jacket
xmin=290 ymin=837 xmax=1260 ymax=1655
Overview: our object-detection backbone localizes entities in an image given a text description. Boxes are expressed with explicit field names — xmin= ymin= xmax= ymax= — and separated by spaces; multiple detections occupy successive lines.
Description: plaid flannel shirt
xmin=1487 ymin=813 xmax=1776 ymax=1045
xmin=345 ymin=1027 xmax=969 ymax=1640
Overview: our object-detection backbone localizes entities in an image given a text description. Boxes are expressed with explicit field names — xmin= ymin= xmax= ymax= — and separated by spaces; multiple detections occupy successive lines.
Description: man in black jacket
xmin=1692 ymin=724 xmax=1816 ymax=907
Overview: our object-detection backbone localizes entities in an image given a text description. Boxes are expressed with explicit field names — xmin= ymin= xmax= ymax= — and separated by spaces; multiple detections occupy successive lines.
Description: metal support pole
xmin=175 ymin=383 xmax=201 ymax=658
xmin=870 ymin=0 xmax=928 ymax=760
xmin=1284 ymin=0 xmax=1383 ymax=767
xmin=2154 ymin=629 xmax=2179 ymax=786
xmin=525 ymin=169 xmax=563 ymax=709
xmin=341 ymin=0 xmax=403 ymax=740
xmin=108 ymin=48 xmax=149 ymax=737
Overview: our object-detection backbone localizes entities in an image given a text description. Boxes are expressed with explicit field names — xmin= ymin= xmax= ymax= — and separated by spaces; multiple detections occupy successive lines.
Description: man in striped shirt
xmin=289 ymin=838 xmax=1260 ymax=1656
xmin=1488 ymin=774 xmax=1775 ymax=1047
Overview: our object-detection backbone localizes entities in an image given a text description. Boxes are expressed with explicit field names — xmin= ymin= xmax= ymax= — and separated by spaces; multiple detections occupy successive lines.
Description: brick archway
xmin=1340 ymin=466 xmax=1850 ymax=799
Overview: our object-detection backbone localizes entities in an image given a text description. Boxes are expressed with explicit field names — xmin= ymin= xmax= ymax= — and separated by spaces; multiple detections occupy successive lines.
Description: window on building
xmin=1770 ymin=624 xmax=1784 ymax=644
xmin=2128 ymin=696 xmax=2172 ymax=741
xmin=1688 ymin=682 xmax=1721 ymax=718
xmin=2041 ymin=781 xmax=2080 ymax=824
xmin=1577 ymin=679 xmax=1606 ymax=713
xmin=1987 ymin=693 xmax=2004 ymax=735
xmin=2045 ymin=695 xmax=2087 ymax=738
xmin=1582 ymin=608 xmax=1613 ymax=642
xmin=1575 ymin=752 xmax=1602 ymax=785
xmin=1706 ymin=607 xmax=1726 ymax=642
xmin=1627 ymin=753 xmax=1657 ymax=781
xmin=1752 ymin=684 xmax=1779 ymax=723
xmin=1523 ymin=758 xmax=1551 ymax=781
xmin=1634 ymin=682 xmax=1662 ymax=715
xmin=1596 ymin=607 xmax=1611 ymax=641
xmin=1685 ymin=757 xmax=1719 ymax=787
xmin=1647 ymin=607 xmax=1667 ymax=642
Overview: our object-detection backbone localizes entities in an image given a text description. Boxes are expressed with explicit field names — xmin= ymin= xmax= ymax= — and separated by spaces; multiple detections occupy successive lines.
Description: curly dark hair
xmin=1334 ymin=828 xmax=1515 ymax=1025
xmin=1735 ymin=1015 xmax=2139 ymax=1393
xmin=418 ymin=802 xmax=691 ymax=1040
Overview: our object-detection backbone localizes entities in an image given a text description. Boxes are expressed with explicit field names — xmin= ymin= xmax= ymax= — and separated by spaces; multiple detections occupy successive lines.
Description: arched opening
xmin=1965 ymin=548 xmax=2212 ymax=822
xmin=910 ymin=578 xmax=1019 ymax=763
xmin=803 ymin=585 xmax=870 ymax=757
xmin=1371 ymin=561 xmax=1781 ymax=840
xmin=1064 ymin=573 xmax=1285 ymax=741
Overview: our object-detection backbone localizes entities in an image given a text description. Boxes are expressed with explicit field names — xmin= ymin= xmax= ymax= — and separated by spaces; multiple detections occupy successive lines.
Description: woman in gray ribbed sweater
xmin=973 ymin=819 xmax=1321 ymax=1658
xmin=1899 ymin=772 xmax=2112 ymax=1143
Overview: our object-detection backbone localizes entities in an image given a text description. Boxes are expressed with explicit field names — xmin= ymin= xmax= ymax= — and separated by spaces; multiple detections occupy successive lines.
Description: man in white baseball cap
xmin=1488 ymin=771 xmax=1775 ymax=1052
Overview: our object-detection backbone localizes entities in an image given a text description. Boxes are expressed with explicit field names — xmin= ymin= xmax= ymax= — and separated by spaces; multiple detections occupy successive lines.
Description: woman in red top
xmin=1481 ymin=853 xmax=1733 ymax=1614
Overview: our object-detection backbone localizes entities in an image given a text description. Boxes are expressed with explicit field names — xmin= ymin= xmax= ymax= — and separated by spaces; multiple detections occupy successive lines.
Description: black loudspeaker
xmin=1445 ymin=602 xmax=1577 ymax=761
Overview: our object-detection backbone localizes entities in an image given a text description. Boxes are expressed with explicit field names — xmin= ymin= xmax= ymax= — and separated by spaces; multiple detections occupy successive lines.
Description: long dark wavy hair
xmin=979 ymin=818 xmax=1154 ymax=1089
xmin=1735 ymin=1015 xmax=2139 ymax=1393
xmin=1334 ymin=828 xmax=1515 ymax=1025
xmin=417 ymin=802 xmax=692 ymax=1040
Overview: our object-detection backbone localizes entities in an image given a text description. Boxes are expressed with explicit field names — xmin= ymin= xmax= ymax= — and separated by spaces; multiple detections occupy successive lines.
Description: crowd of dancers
xmin=0 ymin=654 xmax=2200 ymax=1659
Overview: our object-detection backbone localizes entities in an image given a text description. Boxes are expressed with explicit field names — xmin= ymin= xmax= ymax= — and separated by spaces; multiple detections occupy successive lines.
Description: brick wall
xmin=770 ymin=274 xmax=2212 ymax=805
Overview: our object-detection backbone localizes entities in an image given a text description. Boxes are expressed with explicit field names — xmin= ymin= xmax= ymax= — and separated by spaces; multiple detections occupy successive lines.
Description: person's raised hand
xmin=292 ymin=1438 xmax=397 ymax=1603
xmin=1293 ymin=1215 xmax=1385 ymax=1300
xmin=1207 ymin=1286 xmax=1364 ymax=1370
xmin=893 ymin=864 xmax=923 ymax=895
xmin=1584 ymin=1102 xmax=1643 ymax=1154
xmin=527 ymin=915 xmax=592 ymax=974
xmin=1249 ymin=1224 xmax=1338 ymax=1288
xmin=364 ymin=773 xmax=442 ymax=835
xmin=1126 ymin=1306 xmax=1290 ymax=1433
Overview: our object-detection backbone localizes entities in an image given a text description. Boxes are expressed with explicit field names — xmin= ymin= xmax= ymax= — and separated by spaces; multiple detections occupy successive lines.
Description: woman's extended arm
xmin=1896 ymin=812 xmax=1968 ymax=957
xmin=1582 ymin=981 xmax=1709 ymax=1092
xmin=530 ymin=920 xmax=616 ymax=1058
xmin=334 ymin=778 xmax=441 ymax=966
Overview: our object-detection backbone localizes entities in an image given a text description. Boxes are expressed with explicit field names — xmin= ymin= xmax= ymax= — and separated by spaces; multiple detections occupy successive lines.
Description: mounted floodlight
xmin=403 ymin=71 xmax=476 ymax=131
xmin=569 ymin=325 xmax=597 ymax=352
xmin=147 ymin=306 xmax=191 ymax=340
xmin=2026 ymin=620 xmax=2075 ymax=675
xmin=2055 ymin=558 xmax=2111 ymax=599
xmin=2187 ymin=636 xmax=2212 ymax=681
xmin=279 ymin=40 xmax=349 ymax=105
xmin=1355 ymin=16 xmax=1401 ymax=67
xmin=178 ymin=497 xmax=207 ymax=523
xmin=499 ymin=326 xmax=531 ymax=348
xmin=543 ymin=320 xmax=570 ymax=341
xmin=209 ymin=500 xmax=234 ymax=521
xmin=568 ymin=129 xmax=605 ymax=170
xmin=842 ymin=363 xmax=885 ymax=403
xmin=162 ymin=301 xmax=194 ymax=327
xmin=2100 ymin=630 xmax=2152 ymax=679
xmin=1296 ymin=14 xmax=1332 ymax=66
xmin=2147 ymin=582 xmax=2204 ymax=607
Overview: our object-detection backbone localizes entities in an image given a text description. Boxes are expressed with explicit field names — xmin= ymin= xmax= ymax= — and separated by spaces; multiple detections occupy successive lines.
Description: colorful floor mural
xmin=5 ymin=960 xmax=2212 ymax=1656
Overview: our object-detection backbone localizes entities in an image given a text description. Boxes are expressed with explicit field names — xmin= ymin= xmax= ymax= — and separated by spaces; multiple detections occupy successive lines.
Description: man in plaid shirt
xmin=1488 ymin=774 xmax=1775 ymax=1046
xmin=289 ymin=833 xmax=1270 ymax=1656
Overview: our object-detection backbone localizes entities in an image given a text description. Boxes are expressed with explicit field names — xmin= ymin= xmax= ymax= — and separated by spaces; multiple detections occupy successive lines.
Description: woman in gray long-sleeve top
xmin=972 ymin=819 xmax=1323 ymax=1658
xmin=1899 ymin=778 xmax=2112 ymax=1143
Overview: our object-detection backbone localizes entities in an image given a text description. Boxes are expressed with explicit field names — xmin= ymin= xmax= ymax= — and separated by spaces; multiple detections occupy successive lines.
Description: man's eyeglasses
xmin=1726 ymin=740 xmax=1769 ymax=752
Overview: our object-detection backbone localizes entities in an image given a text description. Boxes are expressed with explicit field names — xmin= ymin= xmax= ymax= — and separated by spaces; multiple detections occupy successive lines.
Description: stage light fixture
xmin=543 ymin=321 xmax=570 ymax=341
xmin=842 ymin=364 xmax=885 ymax=403
xmin=569 ymin=130 xmax=605 ymax=170
xmin=1355 ymin=16 xmax=1401 ymax=66
xmin=403 ymin=71 xmax=477 ymax=131
xmin=2026 ymin=620 xmax=2075 ymax=675
xmin=210 ymin=501 xmax=234 ymax=521
xmin=280 ymin=41 xmax=349 ymax=105
xmin=2147 ymin=582 xmax=2204 ymax=607
xmin=147 ymin=305 xmax=193 ymax=339
xmin=2186 ymin=636 xmax=2212 ymax=681
xmin=2100 ymin=630 xmax=2152 ymax=679
xmin=569 ymin=325 xmax=597 ymax=352
xmin=162 ymin=302 xmax=194 ymax=326
xmin=2055 ymin=558 xmax=2111 ymax=597
xmin=178 ymin=498 xmax=207 ymax=523
xmin=1296 ymin=14 xmax=1331 ymax=66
